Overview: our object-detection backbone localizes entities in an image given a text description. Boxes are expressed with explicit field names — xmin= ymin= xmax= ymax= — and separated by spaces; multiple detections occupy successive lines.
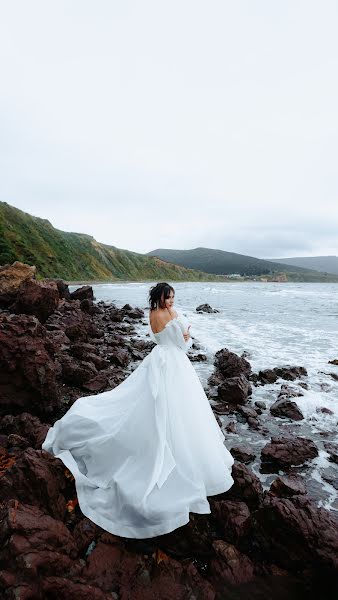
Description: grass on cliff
xmin=0 ymin=201 xmax=223 ymax=281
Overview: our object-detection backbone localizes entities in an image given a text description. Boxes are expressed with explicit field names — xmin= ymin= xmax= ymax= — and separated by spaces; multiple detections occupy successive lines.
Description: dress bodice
xmin=148 ymin=310 xmax=193 ymax=352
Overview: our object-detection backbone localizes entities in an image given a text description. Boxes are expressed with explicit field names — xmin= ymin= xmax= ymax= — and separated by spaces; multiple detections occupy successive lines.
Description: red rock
xmin=0 ymin=413 xmax=49 ymax=449
xmin=0 ymin=448 xmax=67 ymax=519
xmin=270 ymin=398 xmax=304 ymax=421
xmin=217 ymin=463 xmax=263 ymax=508
xmin=213 ymin=348 xmax=251 ymax=378
xmin=210 ymin=540 xmax=255 ymax=587
xmin=261 ymin=436 xmax=318 ymax=472
xmin=269 ymin=474 xmax=307 ymax=497
xmin=0 ymin=314 xmax=59 ymax=415
xmin=324 ymin=442 xmax=338 ymax=465
xmin=70 ymin=285 xmax=94 ymax=302
xmin=217 ymin=374 xmax=252 ymax=405
xmin=11 ymin=279 xmax=60 ymax=323
xmin=230 ymin=446 xmax=255 ymax=464
xmin=60 ymin=354 xmax=97 ymax=385
xmin=247 ymin=494 xmax=338 ymax=572
xmin=0 ymin=500 xmax=77 ymax=557
xmin=210 ymin=500 xmax=250 ymax=543
xmin=0 ymin=261 xmax=36 ymax=307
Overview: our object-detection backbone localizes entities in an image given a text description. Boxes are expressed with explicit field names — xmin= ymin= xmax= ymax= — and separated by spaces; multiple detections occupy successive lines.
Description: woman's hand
xmin=183 ymin=325 xmax=191 ymax=342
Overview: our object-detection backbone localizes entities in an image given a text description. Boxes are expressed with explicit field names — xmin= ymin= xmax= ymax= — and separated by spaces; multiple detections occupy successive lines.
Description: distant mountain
xmin=0 ymin=202 xmax=221 ymax=282
xmin=146 ymin=247 xmax=338 ymax=282
xmin=267 ymin=256 xmax=338 ymax=276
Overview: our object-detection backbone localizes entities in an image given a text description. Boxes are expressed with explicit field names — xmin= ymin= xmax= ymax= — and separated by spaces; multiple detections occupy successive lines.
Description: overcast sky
xmin=0 ymin=0 xmax=337 ymax=258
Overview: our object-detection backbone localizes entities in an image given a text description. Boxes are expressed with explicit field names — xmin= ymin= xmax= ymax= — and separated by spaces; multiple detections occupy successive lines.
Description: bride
xmin=42 ymin=282 xmax=234 ymax=539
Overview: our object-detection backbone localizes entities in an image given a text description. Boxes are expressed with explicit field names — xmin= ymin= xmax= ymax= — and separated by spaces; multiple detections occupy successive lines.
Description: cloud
xmin=0 ymin=0 xmax=337 ymax=258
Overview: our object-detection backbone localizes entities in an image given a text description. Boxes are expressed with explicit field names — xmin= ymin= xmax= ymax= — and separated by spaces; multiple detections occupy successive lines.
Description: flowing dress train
xmin=41 ymin=309 xmax=234 ymax=538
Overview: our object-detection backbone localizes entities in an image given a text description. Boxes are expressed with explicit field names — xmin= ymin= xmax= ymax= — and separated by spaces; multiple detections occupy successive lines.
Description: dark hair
xmin=148 ymin=282 xmax=175 ymax=311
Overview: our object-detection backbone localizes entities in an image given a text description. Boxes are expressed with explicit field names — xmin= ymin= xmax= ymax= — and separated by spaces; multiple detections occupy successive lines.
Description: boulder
xmin=270 ymin=398 xmax=304 ymax=421
xmin=261 ymin=436 xmax=318 ymax=472
xmin=257 ymin=366 xmax=308 ymax=385
xmin=324 ymin=442 xmax=338 ymax=465
xmin=0 ymin=261 xmax=36 ymax=307
xmin=0 ymin=448 xmax=68 ymax=519
xmin=10 ymin=278 xmax=60 ymax=323
xmin=196 ymin=303 xmax=219 ymax=313
xmin=230 ymin=446 xmax=255 ymax=464
xmin=70 ymin=285 xmax=94 ymax=302
xmin=269 ymin=474 xmax=307 ymax=497
xmin=213 ymin=348 xmax=251 ymax=379
xmin=209 ymin=540 xmax=255 ymax=587
xmin=246 ymin=493 xmax=338 ymax=572
xmin=0 ymin=313 xmax=59 ymax=415
xmin=0 ymin=413 xmax=49 ymax=449
xmin=220 ymin=463 xmax=263 ymax=509
xmin=211 ymin=500 xmax=250 ymax=543
xmin=217 ymin=374 xmax=252 ymax=405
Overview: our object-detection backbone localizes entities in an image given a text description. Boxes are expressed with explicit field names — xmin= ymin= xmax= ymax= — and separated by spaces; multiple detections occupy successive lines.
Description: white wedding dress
xmin=42 ymin=309 xmax=234 ymax=539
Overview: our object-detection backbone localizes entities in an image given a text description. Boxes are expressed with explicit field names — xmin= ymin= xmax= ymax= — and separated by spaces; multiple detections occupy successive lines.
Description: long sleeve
xmin=165 ymin=317 xmax=193 ymax=353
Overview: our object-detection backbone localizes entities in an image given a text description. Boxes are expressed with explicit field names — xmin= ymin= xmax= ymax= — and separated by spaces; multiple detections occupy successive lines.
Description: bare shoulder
xmin=150 ymin=308 xmax=178 ymax=333
xmin=167 ymin=307 xmax=178 ymax=319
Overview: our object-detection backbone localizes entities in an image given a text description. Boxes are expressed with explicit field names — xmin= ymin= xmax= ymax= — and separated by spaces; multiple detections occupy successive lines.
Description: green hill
xmin=267 ymin=255 xmax=338 ymax=276
xmin=0 ymin=202 xmax=221 ymax=282
xmin=146 ymin=247 xmax=338 ymax=282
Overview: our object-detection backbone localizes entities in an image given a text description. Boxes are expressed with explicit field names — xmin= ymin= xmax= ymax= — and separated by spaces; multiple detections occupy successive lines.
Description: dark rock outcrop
xmin=255 ymin=366 xmax=308 ymax=385
xmin=270 ymin=398 xmax=304 ymax=421
xmin=230 ymin=445 xmax=255 ymax=464
xmin=10 ymin=278 xmax=60 ymax=323
xmin=261 ymin=436 xmax=318 ymax=472
xmin=0 ymin=313 xmax=59 ymax=415
xmin=196 ymin=303 xmax=219 ymax=313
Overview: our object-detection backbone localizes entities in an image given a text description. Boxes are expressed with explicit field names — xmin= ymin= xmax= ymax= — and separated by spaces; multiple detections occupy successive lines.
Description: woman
xmin=42 ymin=282 xmax=234 ymax=539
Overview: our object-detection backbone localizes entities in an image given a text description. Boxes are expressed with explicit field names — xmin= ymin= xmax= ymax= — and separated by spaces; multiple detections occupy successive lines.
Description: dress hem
xmin=43 ymin=445 xmax=234 ymax=539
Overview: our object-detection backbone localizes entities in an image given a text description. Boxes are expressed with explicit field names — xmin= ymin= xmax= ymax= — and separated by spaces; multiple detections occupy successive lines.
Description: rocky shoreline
xmin=0 ymin=263 xmax=338 ymax=599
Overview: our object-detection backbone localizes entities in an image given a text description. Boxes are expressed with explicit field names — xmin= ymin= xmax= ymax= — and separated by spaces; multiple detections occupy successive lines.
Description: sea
xmin=69 ymin=281 xmax=338 ymax=510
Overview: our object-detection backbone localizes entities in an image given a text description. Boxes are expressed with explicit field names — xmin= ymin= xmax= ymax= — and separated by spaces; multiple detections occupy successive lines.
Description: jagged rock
xmin=0 ymin=449 xmax=68 ymax=519
xmin=0 ymin=413 xmax=49 ymax=448
xmin=45 ymin=300 xmax=102 ymax=341
xmin=70 ymin=285 xmax=94 ymax=302
xmin=217 ymin=374 xmax=252 ymax=405
xmin=225 ymin=420 xmax=237 ymax=434
xmin=213 ymin=348 xmax=251 ymax=379
xmin=196 ymin=303 xmax=219 ymax=313
xmin=46 ymin=278 xmax=71 ymax=300
xmin=220 ymin=463 xmax=263 ymax=509
xmin=324 ymin=442 xmax=338 ymax=464
xmin=328 ymin=359 xmax=338 ymax=366
xmin=10 ymin=279 xmax=60 ymax=323
xmin=269 ymin=474 xmax=307 ymax=497
xmin=122 ymin=304 xmax=144 ymax=319
xmin=230 ymin=446 xmax=255 ymax=464
xmin=0 ymin=313 xmax=59 ymax=415
xmin=211 ymin=500 xmax=250 ymax=544
xmin=261 ymin=436 xmax=318 ymax=472
xmin=0 ymin=261 xmax=36 ymax=307
xmin=60 ymin=355 xmax=97 ymax=385
xmin=82 ymin=373 xmax=109 ymax=393
xmin=317 ymin=406 xmax=334 ymax=415
xmin=209 ymin=540 xmax=255 ymax=587
xmin=246 ymin=493 xmax=338 ymax=572
xmin=270 ymin=398 xmax=304 ymax=421
xmin=257 ymin=366 xmax=308 ymax=385
xmin=278 ymin=383 xmax=304 ymax=398
xmin=107 ymin=347 xmax=130 ymax=368
xmin=188 ymin=352 xmax=207 ymax=362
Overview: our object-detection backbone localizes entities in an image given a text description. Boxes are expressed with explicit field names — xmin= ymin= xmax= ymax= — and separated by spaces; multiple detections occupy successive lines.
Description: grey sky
xmin=0 ymin=0 xmax=337 ymax=258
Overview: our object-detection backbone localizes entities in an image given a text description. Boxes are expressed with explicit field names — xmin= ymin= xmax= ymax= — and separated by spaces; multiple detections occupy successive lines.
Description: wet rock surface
xmin=1 ymin=263 xmax=338 ymax=598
